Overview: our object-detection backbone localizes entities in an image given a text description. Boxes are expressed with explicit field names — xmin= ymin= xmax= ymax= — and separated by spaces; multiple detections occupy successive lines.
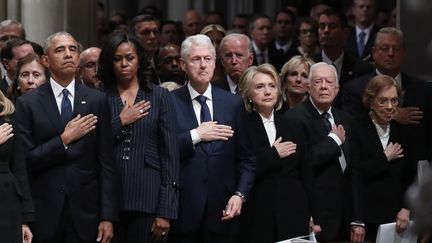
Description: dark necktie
xmin=357 ymin=31 xmax=366 ymax=56
xmin=61 ymin=89 xmax=73 ymax=125
xmin=322 ymin=112 xmax=332 ymax=132
xmin=196 ymin=95 xmax=211 ymax=123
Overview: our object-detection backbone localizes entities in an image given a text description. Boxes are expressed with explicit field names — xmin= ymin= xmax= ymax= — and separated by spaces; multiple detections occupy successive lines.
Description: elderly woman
xmin=238 ymin=64 xmax=317 ymax=243
xmin=279 ymin=55 xmax=314 ymax=110
xmin=353 ymin=75 xmax=415 ymax=242
xmin=98 ymin=32 xmax=179 ymax=243
xmin=0 ymin=90 xmax=34 ymax=243
xmin=8 ymin=53 xmax=48 ymax=102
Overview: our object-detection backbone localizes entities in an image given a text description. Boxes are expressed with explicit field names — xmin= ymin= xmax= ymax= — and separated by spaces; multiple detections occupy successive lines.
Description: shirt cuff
xmin=190 ymin=129 xmax=201 ymax=145
xmin=328 ymin=133 xmax=342 ymax=146
xmin=351 ymin=221 xmax=365 ymax=227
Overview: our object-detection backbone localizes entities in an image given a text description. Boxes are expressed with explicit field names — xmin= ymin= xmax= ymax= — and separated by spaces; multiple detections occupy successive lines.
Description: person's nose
xmin=120 ymin=58 xmax=127 ymax=67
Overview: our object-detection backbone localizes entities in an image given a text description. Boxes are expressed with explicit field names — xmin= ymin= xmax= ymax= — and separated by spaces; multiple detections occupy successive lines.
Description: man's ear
xmin=41 ymin=55 xmax=49 ymax=69
xmin=1 ymin=58 xmax=10 ymax=71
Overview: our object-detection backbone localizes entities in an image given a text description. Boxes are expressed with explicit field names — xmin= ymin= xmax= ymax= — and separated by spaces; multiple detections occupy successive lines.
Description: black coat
xmin=0 ymin=116 xmax=34 ymax=243
xmin=240 ymin=111 xmax=316 ymax=243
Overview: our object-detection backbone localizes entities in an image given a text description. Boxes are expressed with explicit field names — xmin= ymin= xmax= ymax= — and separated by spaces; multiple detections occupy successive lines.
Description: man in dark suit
xmin=270 ymin=9 xmax=300 ymax=62
xmin=168 ymin=34 xmax=255 ymax=243
xmin=249 ymin=14 xmax=285 ymax=71
xmin=345 ymin=0 xmax=379 ymax=62
xmin=15 ymin=32 xmax=118 ymax=243
xmin=0 ymin=38 xmax=34 ymax=94
xmin=215 ymin=33 xmax=253 ymax=94
xmin=285 ymin=62 xmax=364 ymax=242
xmin=314 ymin=8 xmax=373 ymax=108
xmin=342 ymin=27 xmax=432 ymax=161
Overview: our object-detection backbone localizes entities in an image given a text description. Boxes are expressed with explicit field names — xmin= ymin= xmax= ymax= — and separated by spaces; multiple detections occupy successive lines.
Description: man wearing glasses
xmin=342 ymin=27 xmax=432 ymax=162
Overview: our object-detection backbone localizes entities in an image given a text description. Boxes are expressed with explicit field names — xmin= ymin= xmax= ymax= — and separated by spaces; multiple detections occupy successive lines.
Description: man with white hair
xmin=286 ymin=62 xmax=364 ymax=242
xmin=168 ymin=34 xmax=255 ymax=243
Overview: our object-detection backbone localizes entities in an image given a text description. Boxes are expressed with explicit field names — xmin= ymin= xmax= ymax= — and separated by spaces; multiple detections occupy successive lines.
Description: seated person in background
xmin=77 ymin=47 xmax=102 ymax=89
xmin=157 ymin=44 xmax=186 ymax=85
xmin=8 ymin=52 xmax=48 ymax=102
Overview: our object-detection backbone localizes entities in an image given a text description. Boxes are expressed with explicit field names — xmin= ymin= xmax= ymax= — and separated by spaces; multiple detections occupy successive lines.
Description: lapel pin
xmin=81 ymin=101 xmax=87 ymax=104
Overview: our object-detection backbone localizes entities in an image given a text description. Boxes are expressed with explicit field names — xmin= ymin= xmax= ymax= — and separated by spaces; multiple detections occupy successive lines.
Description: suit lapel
xmin=73 ymin=84 xmax=89 ymax=117
xmin=38 ymin=83 xmax=64 ymax=133
xmin=304 ymin=99 xmax=328 ymax=137
xmin=209 ymin=88 xmax=226 ymax=152
xmin=178 ymin=86 xmax=198 ymax=129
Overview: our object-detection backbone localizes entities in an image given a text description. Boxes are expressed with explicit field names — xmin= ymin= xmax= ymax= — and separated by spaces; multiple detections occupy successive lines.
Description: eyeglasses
xmin=375 ymin=97 xmax=400 ymax=106
xmin=311 ymin=78 xmax=336 ymax=87
xmin=299 ymin=28 xmax=316 ymax=35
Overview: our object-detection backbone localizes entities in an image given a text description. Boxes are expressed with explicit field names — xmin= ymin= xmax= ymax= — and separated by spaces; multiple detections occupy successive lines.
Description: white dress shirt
xmin=188 ymin=82 xmax=213 ymax=145
xmin=259 ymin=111 xmax=276 ymax=147
xmin=355 ymin=24 xmax=374 ymax=47
xmin=310 ymin=97 xmax=347 ymax=172
xmin=50 ymin=78 xmax=75 ymax=114
xmin=226 ymin=75 xmax=238 ymax=94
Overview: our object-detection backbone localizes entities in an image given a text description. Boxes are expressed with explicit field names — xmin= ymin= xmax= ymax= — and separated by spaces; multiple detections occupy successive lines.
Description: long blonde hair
xmin=0 ymin=90 xmax=14 ymax=116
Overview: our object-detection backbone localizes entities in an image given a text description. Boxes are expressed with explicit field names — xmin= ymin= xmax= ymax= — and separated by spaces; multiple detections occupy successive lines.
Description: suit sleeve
xmin=15 ymin=97 xmax=68 ymax=173
xmin=10 ymin=118 xmax=35 ymax=223
xmin=234 ymin=104 xmax=256 ymax=198
xmin=156 ymin=90 xmax=180 ymax=219
xmin=97 ymin=95 xmax=119 ymax=221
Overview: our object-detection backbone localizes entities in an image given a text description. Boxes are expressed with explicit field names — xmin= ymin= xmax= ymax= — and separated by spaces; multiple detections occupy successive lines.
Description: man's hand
xmin=119 ymin=100 xmax=151 ymax=126
xmin=61 ymin=114 xmax=97 ymax=145
xmin=22 ymin=224 xmax=33 ymax=243
xmin=96 ymin=221 xmax=113 ymax=243
xmin=351 ymin=226 xmax=365 ymax=243
xmin=196 ymin=121 xmax=233 ymax=142
xmin=396 ymin=208 xmax=410 ymax=234
xmin=0 ymin=122 xmax=13 ymax=145
xmin=330 ymin=124 xmax=345 ymax=144
xmin=221 ymin=195 xmax=242 ymax=221
xmin=309 ymin=220 xmax=322 ymax=234
xmin=394 ymin=107 xmax=423 ymax=125
xmin=151 ymin=217 xmax=170 ymax=241
xmin=273 ymin=137 xmax=296 ymax=159
xmin=384 ymin=142 xmax=404 ymax=161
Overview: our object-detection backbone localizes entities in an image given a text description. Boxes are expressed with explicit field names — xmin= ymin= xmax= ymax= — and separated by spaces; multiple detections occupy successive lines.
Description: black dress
xmin=0 ymin=116 xmax=34 ymax=243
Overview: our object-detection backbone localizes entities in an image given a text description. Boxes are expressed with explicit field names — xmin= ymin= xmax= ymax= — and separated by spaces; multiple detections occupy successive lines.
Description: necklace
xmin=370 ymin=114 xmax=390 ymax=140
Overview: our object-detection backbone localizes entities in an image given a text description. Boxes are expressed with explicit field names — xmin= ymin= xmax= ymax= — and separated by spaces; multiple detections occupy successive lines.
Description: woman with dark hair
xmin=353 ymin=75 xmax=415 ymax=241
xmin=0 ymin=90 xmax=34 ymax=243
xmin=238 ymin=64 xmax=318 ymax=243
xmin=98 ymin=32 xmax=179 ymax=242
xmin=8 ymin=52 xmax=48 ymax=102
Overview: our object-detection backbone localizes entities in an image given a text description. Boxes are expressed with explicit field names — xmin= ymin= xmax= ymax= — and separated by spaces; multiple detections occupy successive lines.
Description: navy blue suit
xmin=170 ymin=85 xmax=255 ymax=238
xmin=15 ymin=82 xmax=119 ymax=242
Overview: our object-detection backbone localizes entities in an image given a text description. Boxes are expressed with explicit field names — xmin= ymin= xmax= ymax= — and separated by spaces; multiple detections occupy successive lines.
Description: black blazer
xmin=0 ymin=77 xmax=8 ymax=95
xmin=105 ymin=85 xmax=179 ymax=219
xmin=342 ymin=72 xmax=432 ymax=160
xmin=285 ymin=99 xmax=362 ymax=242
xmin=240 ymin=111 xmax=316 ymax=242
xmin=352 ymin=115 xmax=415 ymax=224
xmin=0 ymin=116 xmax=34 ymax=242
xmin=252 ymin=45 xmax=286 ymax=72
xmin=170 ymin=85 xmax=255 ymax=235
xmin=15 ymin=82 xmax=119 ymax=241
xmin=212 ymin=75 xmax=231 ymax=93
xmin=345 ymin=26 xmax=379 ymax=62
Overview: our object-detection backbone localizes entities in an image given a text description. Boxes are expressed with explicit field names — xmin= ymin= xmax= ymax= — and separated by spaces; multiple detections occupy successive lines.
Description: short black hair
xmin=0 ymin=38 xmax=32 ymax=61
xmin=319 ymin=8 xmax=348 ymax=29
xmin=274 ymin=9 xmax=297 ymax=24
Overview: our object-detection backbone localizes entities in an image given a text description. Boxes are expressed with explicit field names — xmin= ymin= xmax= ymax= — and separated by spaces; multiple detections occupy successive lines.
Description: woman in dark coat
xmin=98 ymin=32 xmax=179 ymax=242
xmin=0 ymin=90 xmax=34 ymax=243
xmin=353 ymin=75 xmax=415 ymax=242
xmin=238 ymin=64 xmax=317 ymax=243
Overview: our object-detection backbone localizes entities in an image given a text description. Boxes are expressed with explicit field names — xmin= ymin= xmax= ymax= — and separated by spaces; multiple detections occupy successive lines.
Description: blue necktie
xmin=196 ymin=95 xmax=211 ymax=123
xmin=61 ymin=89 xmax=72 ymax=125
xmin=357 ymin=31 xmax=366 ymax=56
xmin=322 ymin=112 xmax=332 ymax=133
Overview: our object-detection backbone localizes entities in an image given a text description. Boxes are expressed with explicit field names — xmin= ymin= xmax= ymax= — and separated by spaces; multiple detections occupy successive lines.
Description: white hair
xmin=219 ymin=33 xmax=253 ymax=52
xmin=308 ymin=62 xmax=338 ymax=82
xmin=180 ymin=34 xmax=215 ymax=59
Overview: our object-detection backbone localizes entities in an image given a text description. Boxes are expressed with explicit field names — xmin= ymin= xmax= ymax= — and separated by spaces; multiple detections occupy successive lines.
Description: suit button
xmin=122 ymin=156 xmax=129 ymax=160
xmin=60 ymin=189 xmax=65 ymax=193
xmin=121 ymin=130 xmax=127 ymax=135
xmin=125 ymin=139 xmax=131 ymax=143
xmin=124 ymin=147 xmax=130 ymax=151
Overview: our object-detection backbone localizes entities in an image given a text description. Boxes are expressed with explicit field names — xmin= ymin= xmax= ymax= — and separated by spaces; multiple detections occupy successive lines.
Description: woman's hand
xmin=119 ymin=100 xmax=151 ymax=126
xmin=273 ymin=137 xmax=296 ymax=159
xmin=0 ymin=122 xmax=13 ymax=145
xmin=22 ymin=224 xmax=33 ymax=243
xmin=384 ymin=142 xmax=404 ymax=161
